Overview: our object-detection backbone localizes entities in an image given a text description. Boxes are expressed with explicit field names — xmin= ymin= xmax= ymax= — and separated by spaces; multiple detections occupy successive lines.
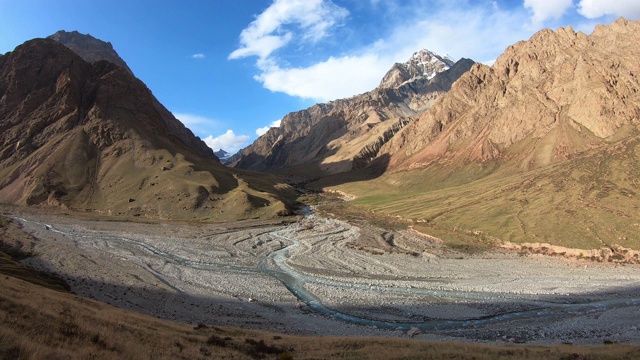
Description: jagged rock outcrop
xmin=0 ymin=36 xmax=292 ymax=219
xmin=379 ymin=49 xmax=455 ymax=88
xmin=352 ymin=117 xmax=410 ymax=170
xmin=385 ymin=18 xmax=640 ymax=170
xmin=230 ymin=51 xmax=474 ymax=176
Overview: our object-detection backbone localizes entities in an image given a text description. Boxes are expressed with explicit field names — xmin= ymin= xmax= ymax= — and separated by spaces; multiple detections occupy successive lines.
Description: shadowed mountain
xmin=229 ymin=51 xmax=474 ymax=179
xmin=332 ymin=18 xmax=640 ymax=250
xmin=0 ymin=34 xmax=293 ymax=220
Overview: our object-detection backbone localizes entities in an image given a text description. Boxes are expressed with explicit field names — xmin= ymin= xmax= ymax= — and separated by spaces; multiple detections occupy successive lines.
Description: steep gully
xmin=11 ymin=210 xmax=640 ymax=334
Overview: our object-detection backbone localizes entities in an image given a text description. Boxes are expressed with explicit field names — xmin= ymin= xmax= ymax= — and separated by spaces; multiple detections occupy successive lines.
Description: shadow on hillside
xmin=303 ymin=153 xmax=391 ymax=191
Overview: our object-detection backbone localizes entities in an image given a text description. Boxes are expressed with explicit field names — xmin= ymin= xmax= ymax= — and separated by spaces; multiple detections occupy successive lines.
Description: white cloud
xmin=578 ymin=0 xmax=640 ymax=19
xmin=229 ymin=0 xmax=348 ymax=60
xmin=257 ymin=54 xmax=389 ymax=101
xmin=524 ymin=0 xmax=573 ymax=25
xmin=191 ymin=53 xmax=205 ymax=59
xmin=231 ymin=1 xmax=533 ymax=102
xmin=203 ymin=130 xmax=251 ymax=153
xmin=482 ymin=59 xmax=496 ymax=66
xmin=256 ymin=119 xmax=282 ymax=136
xmin=174 ymin=112 xmax=220 ymax=136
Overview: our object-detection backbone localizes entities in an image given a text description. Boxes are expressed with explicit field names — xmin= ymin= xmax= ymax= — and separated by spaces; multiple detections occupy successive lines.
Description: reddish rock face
xmin=48 ymin=30 xmax=133 ymax=75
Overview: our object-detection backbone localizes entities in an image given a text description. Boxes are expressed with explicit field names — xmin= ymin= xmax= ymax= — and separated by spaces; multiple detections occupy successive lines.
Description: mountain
xmin=214 ymin=149 xmax=231 ymax=161
xmin=229 ymin=50 xmax=474 ymax=178
xmin=0 ymin=33 xmax=292 ymax=219
xmin=48 ymin=30 xmax=133 ymax=75
xmin=47 ymin=30 xmax=214 ymax=160
xmin=331 ymin=18 xmax=640 ymax=251
xmin=383 ymin=19 xmax=640 ymax=170
xmin=379 ymin=49 xmax=455 ymax=88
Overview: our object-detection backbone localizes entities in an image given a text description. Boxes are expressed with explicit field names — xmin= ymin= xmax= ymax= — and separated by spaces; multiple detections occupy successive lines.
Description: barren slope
xmin=0 ymin=38 xmax=293 ymax=220
xmin=230 ymin=52 xmax=474 ymax=177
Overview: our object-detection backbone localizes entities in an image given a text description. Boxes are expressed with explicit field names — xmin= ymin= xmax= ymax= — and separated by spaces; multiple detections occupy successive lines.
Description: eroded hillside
xmin=0 ymin=36 xmax=293 ymax=220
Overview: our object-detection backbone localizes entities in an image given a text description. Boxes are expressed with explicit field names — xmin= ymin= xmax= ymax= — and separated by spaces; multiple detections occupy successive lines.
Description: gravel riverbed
xmin=7 ymin=209 xmax=640 ymax=344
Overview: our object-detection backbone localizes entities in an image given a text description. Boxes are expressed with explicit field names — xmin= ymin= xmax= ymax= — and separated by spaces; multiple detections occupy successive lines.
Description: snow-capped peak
xmin=407 ymin=49 xmax=455 ymax=78
xmin=379 ymin=48 xmax=457 ymax=88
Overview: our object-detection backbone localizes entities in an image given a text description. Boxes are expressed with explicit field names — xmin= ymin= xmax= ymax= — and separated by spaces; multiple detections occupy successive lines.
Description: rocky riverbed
xmin=6 ymin=207 xmax=640 ymax=345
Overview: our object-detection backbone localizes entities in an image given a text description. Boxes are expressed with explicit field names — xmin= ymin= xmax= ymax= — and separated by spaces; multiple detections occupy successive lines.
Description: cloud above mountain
xmin=203 ymin=130 xmax=250 ymax=153
xmin=256 ymin=119 xmax=282 ymax=136
xmin=525 ymin=0 xmax=573 ymax=25
xmin=578 ymin=0 xmax=640 ymax=19
xmin=229 ymin=0 xmax=640 ymax=103
xmin=228 ymin=0 xmax=348 ymax=60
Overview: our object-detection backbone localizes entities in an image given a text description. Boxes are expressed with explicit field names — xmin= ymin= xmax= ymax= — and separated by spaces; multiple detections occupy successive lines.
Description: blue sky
xmin=1 ymin=0 xmax=639 ymax=153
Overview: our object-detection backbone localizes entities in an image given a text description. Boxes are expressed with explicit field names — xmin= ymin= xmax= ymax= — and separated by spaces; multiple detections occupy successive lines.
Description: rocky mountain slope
xmin=0 ymin=34 xmax=292 ymax=220
xmin=48 ymin=30 xmax=133 ymax=74
xmin=214 ymin=149 xmax=231 ymax=161
xmin=229 ymin=51 xmax=473 ymax=177
xmin=384 ymin=18 xmax=640 ymax=170
xmin=48 ymin=30 xmax=214 ymax=159
xmin=332 ymin=18 xmax=640 ymax=250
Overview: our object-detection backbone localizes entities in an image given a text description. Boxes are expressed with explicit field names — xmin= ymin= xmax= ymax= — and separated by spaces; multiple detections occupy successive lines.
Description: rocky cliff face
xmin=48 ymin=30 xmax=214 ymax=160
xmin=230 ymin=51 xmax=474 ymax=176
xmin=385 ymin=18 xmax=640 ymax=170
xmin=0 ymin=37 xmax=292 ymax=219
xmin=48 ymin=30 xmax=133 ymax=74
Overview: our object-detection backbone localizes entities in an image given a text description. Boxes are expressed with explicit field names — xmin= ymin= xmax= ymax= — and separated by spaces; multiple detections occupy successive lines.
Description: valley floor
xmin=5 ymin=206 xmax=640 ymax=345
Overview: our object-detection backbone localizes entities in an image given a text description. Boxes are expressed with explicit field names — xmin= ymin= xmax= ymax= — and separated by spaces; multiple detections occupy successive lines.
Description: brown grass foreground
xmin=1 ymin=256 xmax=639 ymax=360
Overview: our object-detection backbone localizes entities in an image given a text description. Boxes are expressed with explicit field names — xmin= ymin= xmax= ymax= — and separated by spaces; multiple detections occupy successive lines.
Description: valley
xmin=2 ymin=16 xmax=640 ymax=359
xmin=6 ymin=203 xmax=640 ymax=345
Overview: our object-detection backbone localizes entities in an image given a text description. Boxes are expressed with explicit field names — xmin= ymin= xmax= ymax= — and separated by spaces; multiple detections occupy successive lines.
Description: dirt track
xmin=6 ymin=207 xmax=640 ymax=344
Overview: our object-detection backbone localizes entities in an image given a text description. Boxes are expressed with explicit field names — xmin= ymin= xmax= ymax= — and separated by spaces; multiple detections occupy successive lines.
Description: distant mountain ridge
xmin=229 ymin=50 xmax=474 ymax=177
xmin=214 ymin=149 xmax=231 ymax=160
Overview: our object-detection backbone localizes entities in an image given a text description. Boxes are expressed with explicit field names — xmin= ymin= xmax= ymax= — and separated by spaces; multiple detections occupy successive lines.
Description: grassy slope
xmin=334 ymin=136 xmax=640 ymax=251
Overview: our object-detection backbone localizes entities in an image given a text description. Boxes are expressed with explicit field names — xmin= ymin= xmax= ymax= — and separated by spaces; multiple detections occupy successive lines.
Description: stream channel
xmin=12 ymin=213 xmax=640 ymax=333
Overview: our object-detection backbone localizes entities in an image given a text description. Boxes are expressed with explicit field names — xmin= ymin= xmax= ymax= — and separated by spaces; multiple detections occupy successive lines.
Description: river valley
xmin=6 ymin=207 xmax=640 ymax=345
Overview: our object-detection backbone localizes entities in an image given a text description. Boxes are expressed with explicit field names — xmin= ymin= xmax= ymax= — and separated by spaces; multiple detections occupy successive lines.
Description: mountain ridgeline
xmin=228 ymin=50 xmax=474 ymax=178
xmin=0 ymin=31 xmax=293 ymax=220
